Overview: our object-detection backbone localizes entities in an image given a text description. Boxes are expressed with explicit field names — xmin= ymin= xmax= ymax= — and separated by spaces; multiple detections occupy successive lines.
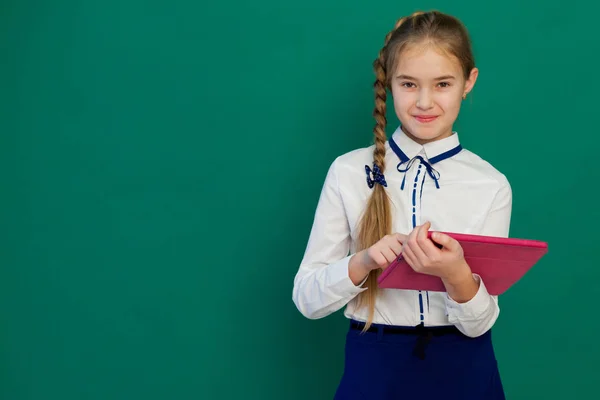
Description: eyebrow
xmin=396 ymin=74 xmax=456 ymax=80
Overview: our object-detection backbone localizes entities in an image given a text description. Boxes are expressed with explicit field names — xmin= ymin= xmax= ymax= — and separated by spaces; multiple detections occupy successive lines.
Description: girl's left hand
xmin=402 ymin=221 xmax=472 ymax=284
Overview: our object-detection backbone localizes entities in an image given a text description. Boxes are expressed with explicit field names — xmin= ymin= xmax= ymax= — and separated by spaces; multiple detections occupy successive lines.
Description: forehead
xmin=394 ymin=44 xmax=463 ymax=79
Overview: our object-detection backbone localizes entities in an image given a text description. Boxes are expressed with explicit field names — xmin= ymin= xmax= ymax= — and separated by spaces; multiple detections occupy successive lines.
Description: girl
xmin=292 ymin=10 xmax=511 ymax=400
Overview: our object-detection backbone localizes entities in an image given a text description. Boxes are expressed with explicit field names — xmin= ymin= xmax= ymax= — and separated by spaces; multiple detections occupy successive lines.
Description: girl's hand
xmin=402 ymin=222 xmax=472 ymax=284
xmin=359 ymin=232 xmax=408 ymax=271
xmin=349 ymin=233 xmax=408 ymax=285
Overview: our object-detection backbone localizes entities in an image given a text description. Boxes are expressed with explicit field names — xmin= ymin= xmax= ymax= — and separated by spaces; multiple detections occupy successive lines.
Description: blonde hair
xmin=355 ymin=10 xmax=476 ymax=330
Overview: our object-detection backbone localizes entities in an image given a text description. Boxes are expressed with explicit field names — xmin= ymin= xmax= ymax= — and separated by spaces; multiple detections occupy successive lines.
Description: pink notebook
xmin=377 ymin=232 xmax=548 ymax=295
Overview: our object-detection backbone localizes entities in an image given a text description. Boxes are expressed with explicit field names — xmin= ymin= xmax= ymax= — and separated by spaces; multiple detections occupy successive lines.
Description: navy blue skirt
xmin=334 ymin=320 xmax=505 ymax=400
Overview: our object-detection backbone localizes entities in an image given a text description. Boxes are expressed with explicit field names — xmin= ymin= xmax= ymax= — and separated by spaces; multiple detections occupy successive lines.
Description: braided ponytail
xmin=354 ymin=16 xmax=408 ymax=331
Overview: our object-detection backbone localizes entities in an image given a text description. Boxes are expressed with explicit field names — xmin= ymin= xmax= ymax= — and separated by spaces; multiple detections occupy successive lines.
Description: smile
xmin=414 ymin=116 xmax=438 ymax=123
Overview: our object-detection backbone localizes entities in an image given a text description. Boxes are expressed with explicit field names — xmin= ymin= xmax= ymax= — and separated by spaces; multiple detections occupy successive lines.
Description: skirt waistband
xmin=350 ymin=319 xmax=460 ymax=336
xmin=349 ymin=319 xmax=461 ymax=359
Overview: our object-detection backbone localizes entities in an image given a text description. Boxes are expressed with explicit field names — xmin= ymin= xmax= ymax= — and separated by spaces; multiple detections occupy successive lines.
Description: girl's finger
xmin=418 ymin=222 xmax=441 ymax=260
xmin=381 ymin=247 xmax=398 ymax=263
xmin=431 ymin=232 xmax=461 ymax=253
xmin=408 ymin=224 xmax=429 ymax=265
xmin=394 ymin=232 xmax=408 ymax=244
xmin=390 ymin=240 xmax=404 ymax=258
xmin=402 ymin=242 xmax=419 ymax=270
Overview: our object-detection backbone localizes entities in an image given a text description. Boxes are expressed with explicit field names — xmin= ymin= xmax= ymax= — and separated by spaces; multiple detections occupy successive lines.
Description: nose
xmin=416 ymin=89 xmax=434 ymax=110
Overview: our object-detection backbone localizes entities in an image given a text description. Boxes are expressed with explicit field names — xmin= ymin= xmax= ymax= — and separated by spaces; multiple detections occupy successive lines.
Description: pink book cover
xmin=377 ymin=232 xmax=548 ymax=295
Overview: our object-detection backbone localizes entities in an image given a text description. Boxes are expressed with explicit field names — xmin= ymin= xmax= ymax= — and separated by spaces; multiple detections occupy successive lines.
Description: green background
xmin=1 ymin=0 xmax=596 ymax=399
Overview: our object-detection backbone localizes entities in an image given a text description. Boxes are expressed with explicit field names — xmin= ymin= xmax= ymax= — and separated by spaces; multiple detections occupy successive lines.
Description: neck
xmin=401 ymin=125 xmax=453 ymax=145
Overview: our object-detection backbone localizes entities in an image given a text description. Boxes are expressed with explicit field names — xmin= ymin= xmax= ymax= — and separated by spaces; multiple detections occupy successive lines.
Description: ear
xmin=463 ymin=67 xmax=479 ymax=97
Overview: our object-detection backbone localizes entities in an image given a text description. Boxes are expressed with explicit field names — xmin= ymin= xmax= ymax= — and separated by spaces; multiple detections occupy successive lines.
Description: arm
xmin=445 ymin=179 xmax=513 ymax=337
xmin=292 ymin=158 xmax=367 ymax=320
xmin=441 ymin=260 xmax=479 ymax=303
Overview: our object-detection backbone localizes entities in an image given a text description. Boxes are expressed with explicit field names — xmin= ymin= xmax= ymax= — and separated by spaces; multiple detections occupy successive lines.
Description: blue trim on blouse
xmin=429 ymin=144 xmax=463 ymax=164
xmin=389 ymin=137 xmax=410 ymax=163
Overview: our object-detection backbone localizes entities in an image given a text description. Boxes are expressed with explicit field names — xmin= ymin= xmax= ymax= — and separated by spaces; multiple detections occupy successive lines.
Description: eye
xmin=401 ymin=82 xmax=416 ymax=88
xmin=437 ymin=82 xmax=451 ymax=88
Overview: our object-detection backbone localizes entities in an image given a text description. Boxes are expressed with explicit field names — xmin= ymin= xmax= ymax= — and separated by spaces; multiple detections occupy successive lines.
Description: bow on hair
xmin=397 ymin=156 xmax=440 ymax=190
xmin=365 ymin=163 xmax=387 ymax=188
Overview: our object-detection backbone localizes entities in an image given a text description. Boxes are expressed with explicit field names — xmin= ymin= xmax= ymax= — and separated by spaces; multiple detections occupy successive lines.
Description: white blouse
xmin=292 ymin=126 xmax=512 ymax=338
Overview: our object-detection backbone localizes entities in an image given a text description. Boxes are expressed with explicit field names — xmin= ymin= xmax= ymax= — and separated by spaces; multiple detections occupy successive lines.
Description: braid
xmin=372 ymin=15 xmax=410 ymax=173
xmin=371 ymin=16 xmax=407 ymax=179
xmin=372 ymin=56 xmax=387 ymax=183
xmin=355 ymin=16 xmax=410 ymax=331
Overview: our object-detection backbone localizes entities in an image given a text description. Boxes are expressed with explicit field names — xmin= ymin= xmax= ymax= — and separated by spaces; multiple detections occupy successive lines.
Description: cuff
xmin=327 ymin=254 xmax=369 ymax=296
xmin=446 ymin=274 xmax=492 ymax=321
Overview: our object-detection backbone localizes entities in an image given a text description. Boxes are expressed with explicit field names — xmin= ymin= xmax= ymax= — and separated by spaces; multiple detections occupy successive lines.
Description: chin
xmin=403 ymin=124 xmax=446 ymax=143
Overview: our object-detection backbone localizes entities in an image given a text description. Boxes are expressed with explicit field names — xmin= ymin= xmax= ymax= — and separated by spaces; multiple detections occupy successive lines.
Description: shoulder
xmin=334 ymin=145 xmax=375 ymax=168
xmin=331 ymin=145 xmax=375 ymax=173
xmin=321 ymin=144 xmax=377 ymax=194
xmin=455 ymin=148 xmax=511 ymax=190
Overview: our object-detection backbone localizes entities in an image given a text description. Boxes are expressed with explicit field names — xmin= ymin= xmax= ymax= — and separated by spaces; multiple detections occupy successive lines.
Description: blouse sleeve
xmin=292 ymin=158 xmax=367 ymax=319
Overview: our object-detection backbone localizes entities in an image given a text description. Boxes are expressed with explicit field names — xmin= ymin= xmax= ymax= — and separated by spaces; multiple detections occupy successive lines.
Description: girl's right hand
xmin=348 ymin=233 xmax=407 ymax=285
xmin=361 ymin=232 xmax=407 ymax=271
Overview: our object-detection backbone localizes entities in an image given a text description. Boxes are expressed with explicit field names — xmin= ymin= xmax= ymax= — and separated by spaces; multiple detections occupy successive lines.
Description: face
xmin=390 ymin=44 xmax=478 ymax=145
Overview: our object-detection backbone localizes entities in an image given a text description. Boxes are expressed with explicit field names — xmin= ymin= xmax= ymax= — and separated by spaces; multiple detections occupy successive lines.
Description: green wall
xmin=1 ymin=1 xmax=596 ymax=399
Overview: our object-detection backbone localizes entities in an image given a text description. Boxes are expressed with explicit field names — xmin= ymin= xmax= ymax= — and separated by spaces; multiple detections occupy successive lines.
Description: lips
xmin=414 ymin=115 xmax=438 ymax=123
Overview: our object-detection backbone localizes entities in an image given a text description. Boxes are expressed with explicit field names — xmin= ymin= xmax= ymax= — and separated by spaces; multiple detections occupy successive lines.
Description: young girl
xmin=292 ymin=10 xmax=511 ymax=400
